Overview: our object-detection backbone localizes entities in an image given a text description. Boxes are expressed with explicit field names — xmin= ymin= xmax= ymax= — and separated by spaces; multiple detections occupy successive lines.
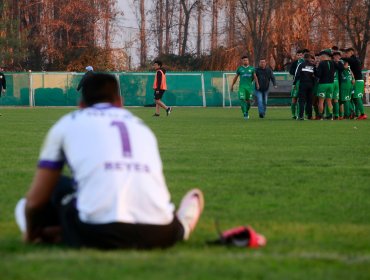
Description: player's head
xmin=303 ymin=53 xmax=311 ymax=61
xmin=295 ymin=50 xmax=303 ymax=59
xmin=153 ymin=60 xmax=163 ymax=70
xmin=332 ymin=51 xmax=341 ymax=61
xmin=81 ymin=73 xmax=121 ymax=108
xmin=319 ymin=50 xmax=331 ymax=60
xmin=241 ymin=56 xmax=249 ymax=65
xmin=259 ymin=59 xmax=267 ymax=68
xmin=331 ymin=46 xmax=339 ymax=52
xmin=345 ymin=47 xmax=355 ymax=56
xmin=343 ymin=61 xmax=349 ymax=69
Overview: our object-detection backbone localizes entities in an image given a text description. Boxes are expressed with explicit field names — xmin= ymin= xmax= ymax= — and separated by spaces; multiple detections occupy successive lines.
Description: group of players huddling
xmin=290 ymin=47 xmax=367 ymax=120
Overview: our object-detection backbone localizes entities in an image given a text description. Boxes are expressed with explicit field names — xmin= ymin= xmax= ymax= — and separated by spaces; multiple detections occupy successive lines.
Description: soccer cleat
xmin=244 ymin=113 xmax=249 ymax=120
xmin=357 ymin=114 xmax=368 ymax=120
xmin=152 ymin=113 xmax=160 ymax=117
xmin=292 ymin=116 xmax=297 ymax=120
xmin=176 ymin=189 xmax=204 ymax=240
xmin=298 ymin=117 xmax=305 ymax=121
xmin=338 ymin=116 xmax=344 ymax=120
xmin=166 ymin=107 xmax=172 ymax=116
xmin=259 ymin=113 xmax=264 ymax=119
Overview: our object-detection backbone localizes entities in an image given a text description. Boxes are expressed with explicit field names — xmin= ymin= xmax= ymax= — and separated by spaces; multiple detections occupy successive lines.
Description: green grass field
xmin=0 ymin=106 xmax=370 ymax=279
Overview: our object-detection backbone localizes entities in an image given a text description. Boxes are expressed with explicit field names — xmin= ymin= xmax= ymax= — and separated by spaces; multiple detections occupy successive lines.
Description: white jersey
xmin=38 ymin=103 xmax=175 ymax=225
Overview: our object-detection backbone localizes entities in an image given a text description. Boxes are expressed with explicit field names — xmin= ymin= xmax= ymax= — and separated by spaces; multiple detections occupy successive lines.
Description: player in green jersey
xmin=289 ymin=50 xmax=304 ymax=119
xmin=231 ymin=56 xmax=259 ymax=120
xmin=339 ymin=61 xmax=355 ymax=119
xmin=332 ymin=52 xmax=343 ymax=119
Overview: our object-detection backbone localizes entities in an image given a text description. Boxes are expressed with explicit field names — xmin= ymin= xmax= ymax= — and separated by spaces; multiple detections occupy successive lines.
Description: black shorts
xmin=154 ymin=90 xmax=165 ymax=100
xmin=46 ymin=176 xmax=184 ymax=249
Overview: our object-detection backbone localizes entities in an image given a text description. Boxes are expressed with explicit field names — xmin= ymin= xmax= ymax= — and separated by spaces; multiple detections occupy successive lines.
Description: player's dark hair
xmin=241 ymin=56 xmax=249 ymax=60
xmin=304 ymin=53 xmax=311 ymax=60
xmin=154 ymin=60 xmax=163 ymax=67
xmin=345 ymin=47 xmax=354 ymax=52
xmin=81 ymin=73 xmax=119 ymax=106
xmin=331 ymin=46 xmax=339 ymax=51
xmin=332 ymin=51 xmax=341 ymax=56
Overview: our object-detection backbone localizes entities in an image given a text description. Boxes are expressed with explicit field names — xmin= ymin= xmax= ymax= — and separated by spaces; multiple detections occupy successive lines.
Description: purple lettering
xmin=111 ymin=121 xmax=132 ymax=158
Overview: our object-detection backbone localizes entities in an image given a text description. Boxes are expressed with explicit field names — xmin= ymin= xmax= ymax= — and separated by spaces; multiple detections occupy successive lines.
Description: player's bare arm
xmin=230 ymin=74 xmax=239 ymax=91
xmin=25 ymin=168 xmax=61 ymax=243
xmin=254 ymin=73 xmax=260 ymax=90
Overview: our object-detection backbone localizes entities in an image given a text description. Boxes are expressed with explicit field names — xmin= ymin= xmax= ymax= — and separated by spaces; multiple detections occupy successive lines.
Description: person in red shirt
xmin=153 ymin=60 xmax=172 ymax=117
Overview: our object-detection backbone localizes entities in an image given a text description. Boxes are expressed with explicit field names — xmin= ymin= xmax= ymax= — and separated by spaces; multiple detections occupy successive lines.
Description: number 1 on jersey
xmin=111 ymin=121 xmax=132 ymax=157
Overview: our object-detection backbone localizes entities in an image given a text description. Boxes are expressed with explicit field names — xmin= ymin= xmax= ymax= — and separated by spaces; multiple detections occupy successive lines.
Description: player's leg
xmin=290 ymin=82 xmax=299 ymax=119
xmin=305 ymin=86 xmax=313 ymax=119
xmin=238 ymin=87 xmax=248 ymax=118
xmin=297 ymin=84 xmax=306 ymax=120
xmin=245 ymin=88 xmax=253 ymax=119
xmin=255 ymin=89 xmax=264 ymax=118
xmin=15 ymin=176 xmax=75 ymax=244
xmin=353 ymin=80 xmax=367 ymax=120
xmin=263 ymin=90 xmax=269 ymax=117
xmin=332 ymin=81 xmax=340 ymax=119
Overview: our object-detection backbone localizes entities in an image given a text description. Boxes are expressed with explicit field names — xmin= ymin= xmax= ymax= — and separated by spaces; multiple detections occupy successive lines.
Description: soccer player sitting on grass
xmin=230 ymin=56 xmax=259 ymax=120
xmin=15 ymin=73 xmax=204 ymax=249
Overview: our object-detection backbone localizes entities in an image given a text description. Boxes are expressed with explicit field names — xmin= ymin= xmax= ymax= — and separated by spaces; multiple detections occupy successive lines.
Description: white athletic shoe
xmin=15 ymin=198 xmax=27 ymax=233
xmin=176 ymin=189 xmax=204 ymax=240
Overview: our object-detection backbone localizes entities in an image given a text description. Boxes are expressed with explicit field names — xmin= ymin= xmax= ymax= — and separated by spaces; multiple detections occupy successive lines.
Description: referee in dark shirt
xmin=293 ymin=54 xmax=316 ymax=120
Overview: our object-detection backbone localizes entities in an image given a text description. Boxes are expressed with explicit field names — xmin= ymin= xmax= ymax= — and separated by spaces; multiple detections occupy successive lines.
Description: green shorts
xmin=332 ymin=80 xmax=339 ymax=100
xmin=317 ymin=83 xmax=334 ymax=99
xmin=340 ymin=84 xmax=352 ymax=102
xmin=353 ymin=80 xmax=364 ymax=98
xmin=239 ymin=86 xmax=253 ymax=100
xmin=290 ymin=81 xmax=300 ymax=98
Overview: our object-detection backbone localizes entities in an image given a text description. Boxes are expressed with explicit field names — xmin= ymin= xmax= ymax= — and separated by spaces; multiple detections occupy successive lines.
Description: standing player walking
xmin=15 ymin=73 xmax=204 ymax=249
xmin=230 ymin=56 xmax=259 ymax=120
xmin=254 ymin=59 xmax=277 ymax=118
xmin=153 ymin=60 xmax=172 ymax=117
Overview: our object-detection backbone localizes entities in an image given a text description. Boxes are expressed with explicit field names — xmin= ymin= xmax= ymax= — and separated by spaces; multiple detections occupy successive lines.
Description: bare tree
xmin=196 ymin=0 xmax=203 ymax=57
xmin=139 ymin=0 xmax=147 ymax=67
xmin=180 ymin=0 xmax=199 ymax=55
xmin=328 ymin=0 xmax=370 ymax=64
xmin=238 ymin=0 xmax=277 ymax=65
xmin=210 ymin=0 xmax=219 ymax=51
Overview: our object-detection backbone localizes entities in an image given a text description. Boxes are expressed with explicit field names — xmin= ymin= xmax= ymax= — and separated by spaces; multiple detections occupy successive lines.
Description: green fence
xmin=1 ymin=71 xmax=369 ymax=107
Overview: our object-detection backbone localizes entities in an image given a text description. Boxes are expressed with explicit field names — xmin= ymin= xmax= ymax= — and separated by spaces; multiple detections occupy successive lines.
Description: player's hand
xmin=351 ymin=80 xmax=355 ymax=85
xmin=155 ymin=90 xmax=160 ymax=94
xmin=274 ymin=85 xmax=278 ymax=89
xmin=256 ymin=85 xmax=260 ymax=90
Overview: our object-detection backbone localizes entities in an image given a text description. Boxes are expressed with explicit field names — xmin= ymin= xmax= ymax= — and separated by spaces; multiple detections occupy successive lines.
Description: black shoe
xmin=259 ymin=113 xmax=264 ymax=118
xmin=292 ymin=116 xmax=298 ymax=120
xmin=166 ymin=107 xmax=172 ymax=116
xmin=153 ymin=113 xmax=160 ymax=117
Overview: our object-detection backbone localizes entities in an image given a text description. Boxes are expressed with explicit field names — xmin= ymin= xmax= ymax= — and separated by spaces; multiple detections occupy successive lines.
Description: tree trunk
xmin=211 ymin=0 xmax=218 ymax=51
xmin=139 ymin=0 xmax=147 ymax=67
